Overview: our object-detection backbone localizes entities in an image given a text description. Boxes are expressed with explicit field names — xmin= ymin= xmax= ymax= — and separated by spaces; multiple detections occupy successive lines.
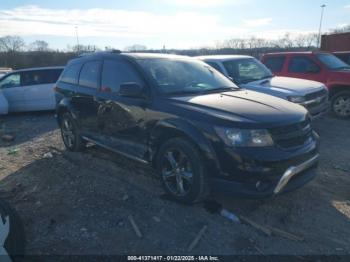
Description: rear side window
xmin=206 ymin=62 xmax=224 ymax=73
xmin=264 ymin=56 xmax=285 ymax=72
xmin=60 ymin=63 xmax=81 ymax=84
xmin=101 ymin=59 xmax=144 ymax=92
xmin=288 ymin=56 xmax=320 ymax=73
xmin=79 ymin=61 xmax=101 ymax=89
xmin=21 ymin=69 xmax=64 ymax=86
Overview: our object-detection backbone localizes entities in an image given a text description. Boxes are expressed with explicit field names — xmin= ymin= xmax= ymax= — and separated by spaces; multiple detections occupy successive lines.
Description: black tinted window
xmin=206 ymin=62 xmax=224 ymax=73
xmin=288 ymin=57 xmax=320 ymax=73
xmin=79 ymin=61 xmax=101 ymax=89
xmin=61 ymin=63 xmax=81 ymax=84
xmin=21 ymin=69 xmax=64 ymax=86
xmin=264 ymin=56 xmax=285 ymax=72
xmin=101 ymin=59 xmax=143 ymax=92
xmin=47 ymin=69 xmax=63 ymax=83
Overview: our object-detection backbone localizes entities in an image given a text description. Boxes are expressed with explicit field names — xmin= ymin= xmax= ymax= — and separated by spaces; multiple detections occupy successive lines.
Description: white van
xmin=0 ymin=66 xmax=64 ymax=114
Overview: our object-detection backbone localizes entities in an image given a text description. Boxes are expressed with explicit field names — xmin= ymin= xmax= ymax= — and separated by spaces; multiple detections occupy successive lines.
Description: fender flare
xmin=149 ymin=118 xmax=220 ymax=173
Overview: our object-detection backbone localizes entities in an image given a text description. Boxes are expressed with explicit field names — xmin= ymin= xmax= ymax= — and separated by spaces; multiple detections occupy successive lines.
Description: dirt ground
xmin=0 ymin=112 xmax=349 ymax=256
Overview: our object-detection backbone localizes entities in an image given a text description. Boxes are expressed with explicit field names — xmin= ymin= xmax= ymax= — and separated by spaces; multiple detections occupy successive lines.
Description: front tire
xmin=156 ymin=137 xmax=210 ymax=204
xmin=331 ymin=91 xmax=350 ymax=119
xmin=60 ymin=112 xmax=86 ymax=151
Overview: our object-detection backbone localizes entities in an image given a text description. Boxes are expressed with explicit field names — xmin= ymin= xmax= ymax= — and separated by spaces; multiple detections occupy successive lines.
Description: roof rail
xmin=78 ymin=49 xmax=122 ymax=57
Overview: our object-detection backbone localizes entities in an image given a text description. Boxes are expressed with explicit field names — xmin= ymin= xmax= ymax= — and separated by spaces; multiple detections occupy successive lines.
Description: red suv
xmin=261 ymin=52 xmax=350 ymax=118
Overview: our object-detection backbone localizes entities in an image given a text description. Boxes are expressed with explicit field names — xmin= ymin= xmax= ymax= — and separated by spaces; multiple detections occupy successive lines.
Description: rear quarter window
xmin=79 ymin=61 xmax=101 ymax=89
xmin=263 ymin=56 xmax=286 ymax=72
xmin=60 ymin=63 xmax=81 ymax=84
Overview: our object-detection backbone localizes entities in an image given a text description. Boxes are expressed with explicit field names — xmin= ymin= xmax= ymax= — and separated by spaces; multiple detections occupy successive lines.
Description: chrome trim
xmin=82 ymin=136 xmax=149 ymax=164
xmin=273 ymin=154 xmax=319 ymax=194
xmin=300 ymin=95 xmax=327 ymax=106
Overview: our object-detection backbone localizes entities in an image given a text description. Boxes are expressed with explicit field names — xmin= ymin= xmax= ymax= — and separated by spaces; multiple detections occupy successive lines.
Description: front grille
xmin=269 ymin=119 xmax=313 ymax=149
xmin=304 ymin=89 xmax=327 ymax=101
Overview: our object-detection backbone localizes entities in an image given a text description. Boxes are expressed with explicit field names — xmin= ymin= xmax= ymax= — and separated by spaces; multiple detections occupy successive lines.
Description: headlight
xmin=287 ymin=96 xmax=305 ymax=103
xmin=215 ymin=127 xmax=274 ymax=147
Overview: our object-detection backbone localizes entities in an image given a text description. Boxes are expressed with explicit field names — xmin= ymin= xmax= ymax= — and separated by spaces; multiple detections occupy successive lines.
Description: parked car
xmin=0 ymin=66 xmax=64 ymax=113
xmin=55 ymin=51 xmax=319 ymax=203
xmin=333 ymin=51 xmax=350 ymax=65
xmin=197 ymin=55 xmax=329 ymax=119
xmin=261 ymin=52 xmax=350 ymax=118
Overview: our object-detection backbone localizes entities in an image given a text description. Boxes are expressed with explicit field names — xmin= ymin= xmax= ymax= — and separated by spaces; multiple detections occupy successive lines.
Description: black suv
xmin=55 ymin=51 xmax=319 ymax=203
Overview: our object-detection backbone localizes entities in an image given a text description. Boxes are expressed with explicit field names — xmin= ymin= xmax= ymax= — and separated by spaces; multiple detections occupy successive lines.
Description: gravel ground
xmin=0 ymin=112 xmax=349 ymax=256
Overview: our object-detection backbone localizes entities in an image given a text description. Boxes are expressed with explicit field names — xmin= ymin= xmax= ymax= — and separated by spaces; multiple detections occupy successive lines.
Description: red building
xmin=321 ymin=32 xmax=350 ymax=52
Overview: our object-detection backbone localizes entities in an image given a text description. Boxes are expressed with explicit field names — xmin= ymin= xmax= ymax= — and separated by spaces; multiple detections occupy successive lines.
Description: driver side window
xmin=0 ymin=73 xmax=21 ymax=89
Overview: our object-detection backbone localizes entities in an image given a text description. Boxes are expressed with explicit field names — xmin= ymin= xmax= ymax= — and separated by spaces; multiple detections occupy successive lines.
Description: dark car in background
xmin=55 ymin=51 xmax=319 ymax=203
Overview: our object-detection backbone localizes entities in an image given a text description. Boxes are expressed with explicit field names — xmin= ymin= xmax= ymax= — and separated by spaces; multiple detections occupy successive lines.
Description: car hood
xmin=169 ymin=89 xmax=307 ymax=126
xmin=243 ymin=76 xmax=325 ymax=96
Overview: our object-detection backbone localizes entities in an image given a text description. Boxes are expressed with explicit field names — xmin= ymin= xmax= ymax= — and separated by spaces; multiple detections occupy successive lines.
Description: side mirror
xmin=119 ymin=82 xmax=144 ymax=98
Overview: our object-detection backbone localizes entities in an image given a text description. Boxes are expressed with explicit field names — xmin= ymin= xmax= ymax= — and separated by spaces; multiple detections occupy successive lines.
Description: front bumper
xmin=209 ymin=132 xmax=320 ymax=198
xmin=211 ymin=154 xmax=319 ymax=198
xmin=302 ymin=98 xmax=329 ymax=120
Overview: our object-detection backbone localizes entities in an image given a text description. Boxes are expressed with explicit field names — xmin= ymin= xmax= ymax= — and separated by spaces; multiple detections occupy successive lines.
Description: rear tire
xmin=60 ymin=112 xmax=86 ymax=151
xmin=331 ymin=91 xmax=350 ymax=119
xmin=156 ymin=137 xmax=210 ymax=204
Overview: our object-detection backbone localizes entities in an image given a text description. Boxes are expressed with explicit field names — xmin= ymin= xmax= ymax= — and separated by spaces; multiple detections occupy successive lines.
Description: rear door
xmin=0 ymin=72 xmax=25 ymax=112
xmin=262 ymin=55 xmax=286 ymax=76
xmin=94 ymin=58 xmax=149 ymax=159
xmin=74 ymin=60 xmax=102 ymax=135
xmin=21 ymin=68 xmax=63 ymax=111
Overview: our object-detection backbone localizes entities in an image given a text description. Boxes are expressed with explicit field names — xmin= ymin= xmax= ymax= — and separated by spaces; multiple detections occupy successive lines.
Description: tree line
xmin=1 ymin=26 xmax=349 ymax=69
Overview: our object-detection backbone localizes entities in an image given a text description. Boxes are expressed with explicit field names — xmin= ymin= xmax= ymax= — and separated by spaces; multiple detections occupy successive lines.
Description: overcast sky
xmin=1 ymin=0 xmax=349 ymax=50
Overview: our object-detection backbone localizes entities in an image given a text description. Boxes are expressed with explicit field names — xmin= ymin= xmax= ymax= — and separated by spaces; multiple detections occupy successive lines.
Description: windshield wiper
xmin=199 ymin=86 xmax=238 ymax=94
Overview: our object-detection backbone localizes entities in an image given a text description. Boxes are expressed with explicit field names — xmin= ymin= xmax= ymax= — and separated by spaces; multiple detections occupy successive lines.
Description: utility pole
xmin=75 ymin=26 xmax=80 ymax=53
xmin=317 ymin=4 xmax=326 ymax=48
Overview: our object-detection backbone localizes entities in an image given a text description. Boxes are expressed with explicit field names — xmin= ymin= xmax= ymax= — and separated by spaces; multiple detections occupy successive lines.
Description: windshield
xmin=223 ymin=58 xmax=273 ymax=84
xmin=137 ymin=58 xmax=238 ymax=95
xmin=317 ymin=53 xmax=350 ymax=70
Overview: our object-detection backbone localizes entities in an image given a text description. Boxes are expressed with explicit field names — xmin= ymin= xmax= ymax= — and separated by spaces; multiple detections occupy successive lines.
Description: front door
xmin=94 ymin=58 xmax=149 ymax=159
xmin=286 ymin=56 xmax=326 ymax=83
xmin=0 ymin=72 xmax=25 ymax=112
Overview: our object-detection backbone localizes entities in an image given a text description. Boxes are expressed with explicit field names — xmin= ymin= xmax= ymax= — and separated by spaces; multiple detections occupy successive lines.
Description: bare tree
xmin=29 ymin=40 xmax=50 ymax=51
xmin=0 ymin=35 xmax=25 ymax=52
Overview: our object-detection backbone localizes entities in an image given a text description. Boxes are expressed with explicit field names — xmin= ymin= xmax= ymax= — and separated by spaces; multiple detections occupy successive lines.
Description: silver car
xmin=197 ymin=55 xmax=329 ymax=119
xmin=0 ymin=66 xmax=64 ymax=114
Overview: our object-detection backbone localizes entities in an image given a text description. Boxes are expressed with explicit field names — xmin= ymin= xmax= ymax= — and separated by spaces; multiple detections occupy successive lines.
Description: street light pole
xmin=75 ymin=26 xmax=80 ymax=53
xmin=317 ymin=4 xmax=326 ymax=48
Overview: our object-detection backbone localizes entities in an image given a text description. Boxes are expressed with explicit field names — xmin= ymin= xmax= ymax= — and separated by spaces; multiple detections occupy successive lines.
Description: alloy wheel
xmin=161 ymin=148 xmax=194 ymax=197
xmin=61 ymin=117 xmax=75 ymax=148
xmin=333 ymin=96 xmax=350 ymax=117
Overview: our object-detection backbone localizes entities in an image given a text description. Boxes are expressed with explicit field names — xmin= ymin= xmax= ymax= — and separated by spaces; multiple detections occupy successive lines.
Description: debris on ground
xmin=220 ymin=208 xmax=240 ymax=223
xmin=332 ymin=165 xmax=350 ymax=173
xmin=7 ymin=147 xmax=19 ymax=155
xmin=128 ymin=215 xmax=142 ymax=238
xmin=43 ymin=152 xmax=53 ymax=159
xmin=1 ymin=134 xmax=15 ymax=142
xmin=240 ymin=216 xmax=304 ymax=241
xmin=240 ymin=216 xmax=272 ymax=236
xmin=188 ymin=225 xmax=208 ymax=251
